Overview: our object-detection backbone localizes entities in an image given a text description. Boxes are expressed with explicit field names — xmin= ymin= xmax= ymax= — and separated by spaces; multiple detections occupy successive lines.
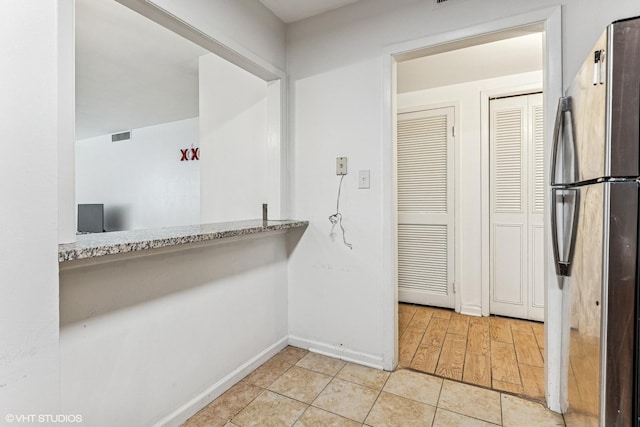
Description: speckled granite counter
xmin=58 ymin=219 xmax=308 ymax=263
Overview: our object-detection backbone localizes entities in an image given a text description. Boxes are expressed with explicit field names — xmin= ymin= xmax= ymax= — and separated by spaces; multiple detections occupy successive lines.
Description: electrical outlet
xmin=336 ymin=157 xmax=347 ymax=175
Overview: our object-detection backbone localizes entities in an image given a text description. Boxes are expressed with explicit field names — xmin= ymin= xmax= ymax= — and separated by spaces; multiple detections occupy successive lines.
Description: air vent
xmin=111 ymin=131 xmax=131 ymax=143
xmin=433 ymin=0 xmax=457 ymax=7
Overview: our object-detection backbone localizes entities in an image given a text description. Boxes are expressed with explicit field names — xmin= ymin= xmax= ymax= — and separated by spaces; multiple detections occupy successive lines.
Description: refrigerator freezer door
xmin=608 ymin=18 xmax=640 ymax=178
xmin=565 ymin=30 xmax=608 ymax=183
xmin=564 ymin=18 xmax=640 ymax=183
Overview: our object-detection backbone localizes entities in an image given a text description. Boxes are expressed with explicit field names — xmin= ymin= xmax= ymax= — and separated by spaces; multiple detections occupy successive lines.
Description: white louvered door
xmin=397 ymin=106 xmax=455 ymax=308
xmin=490 ymin=93 xmax=544 ymax=321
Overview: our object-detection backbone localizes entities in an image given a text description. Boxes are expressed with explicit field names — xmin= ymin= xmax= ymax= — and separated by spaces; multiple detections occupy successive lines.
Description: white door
xmin=397 ymin=106 xmax=455 ymax=308
xmin=489 ymin=93 xmax=544 ymax=321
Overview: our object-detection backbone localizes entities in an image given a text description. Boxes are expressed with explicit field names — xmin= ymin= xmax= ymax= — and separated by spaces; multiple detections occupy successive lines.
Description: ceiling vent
xmin=111 ymin=131 xmax=131 ymax=143
xmin=433 ymin=0 xmax=458 ymax=8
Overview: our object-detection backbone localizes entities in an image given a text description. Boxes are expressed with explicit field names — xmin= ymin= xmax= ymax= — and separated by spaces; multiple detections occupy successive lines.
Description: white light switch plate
xmin=336 ymin=157 xmax=347 ymax=175
xmin=359 ymin=170 xmax=370 ymax=189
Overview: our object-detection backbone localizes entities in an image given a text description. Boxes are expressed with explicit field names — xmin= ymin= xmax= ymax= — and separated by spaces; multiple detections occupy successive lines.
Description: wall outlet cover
xmin=358 ymin=169 xmax=370 ymax=189
xmin=336 ymin=157 xmax=347 ymax=175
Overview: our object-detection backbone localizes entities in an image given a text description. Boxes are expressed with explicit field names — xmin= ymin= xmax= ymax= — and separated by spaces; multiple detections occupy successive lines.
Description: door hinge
xmin=452 ymin=126 xmax=456 ymax=137
xmin=452 ymin=282 xmax=456 ymax=293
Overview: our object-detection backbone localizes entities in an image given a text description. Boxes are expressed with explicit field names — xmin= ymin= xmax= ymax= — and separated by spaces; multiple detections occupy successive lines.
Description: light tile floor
xmin=183 ymin=346 xmax=571 ymax=427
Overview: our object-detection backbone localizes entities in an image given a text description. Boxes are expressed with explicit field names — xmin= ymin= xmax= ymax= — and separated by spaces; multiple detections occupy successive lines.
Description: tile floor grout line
xmin=229 ymin=384 xmax=267 ymax=425
xmin=499 ymin=390 xmax=504 ymax=426
xmin=361 ymin=387 xmax=385 ymax=424
xmin=434 ymin=374 xmax=445 ymax=411
xmin=435 ymin=379 xmax=506 ymax=426
xmin=232 ymin=349 xmax=310 ymax=425
xmin=305 ymin=363 xmax=341 ymax=415
xmin=359 ymin=369 xmax=393 ymax=426
xmin=301 ymin=359 xmax=388 ymax=425
xmin=288 ymin=399 xmax=310 ymax=426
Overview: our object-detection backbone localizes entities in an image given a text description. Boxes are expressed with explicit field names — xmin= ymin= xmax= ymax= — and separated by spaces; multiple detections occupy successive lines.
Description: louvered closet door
xmin=397 ymin=106 xmax=455 ymax=309
xmin=490 ymin=93 xmax=544 ymax=321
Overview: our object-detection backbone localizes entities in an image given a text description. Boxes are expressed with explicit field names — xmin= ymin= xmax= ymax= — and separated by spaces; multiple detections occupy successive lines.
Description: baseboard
xmin=155 ymin=337 xmax=289 ymax=427
xmin=156 ymin=335 xmax=385 ymax=426
xmin=460 ymin=305 xmax=482 ymax=317
xmin=288 ymin=335 xmax=385 ymax=370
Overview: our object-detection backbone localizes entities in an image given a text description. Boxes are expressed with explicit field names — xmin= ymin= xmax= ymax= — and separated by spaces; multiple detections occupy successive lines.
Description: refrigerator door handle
xmin=551 ymin=97 xmax=571 ymax=186
xmin=551 ymin=188 xmax=580 ymax=287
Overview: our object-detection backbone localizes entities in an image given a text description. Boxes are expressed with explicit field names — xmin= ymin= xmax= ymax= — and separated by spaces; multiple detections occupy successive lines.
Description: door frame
xmin=381 ymin=7 xmax=563 ymax=411
xmin=481 ymin=85 xmax=543 ymax=319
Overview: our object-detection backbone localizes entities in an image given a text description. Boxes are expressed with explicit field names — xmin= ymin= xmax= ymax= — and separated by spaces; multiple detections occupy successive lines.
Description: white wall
xmin=0 ymin=0 xmax=61 ymax=417
xmin=60 ymin=233 xmax=294 ymax=426
xmin=149 ymin=0 xmax=286 ymax=72
xmin=76 ymin=117 xmax=200 ymax=231
xmin=286 ymin=0 xmax=640 ymax=397
xmin=199 ymin=54 xmax=270 ymax=222
xmin=398 ymin=71 xmax=543 ymax=315
xmin=1 ymin=0 xmax=286 ymax=422
xmin=288 ymin=57 xmax=387 ymax=367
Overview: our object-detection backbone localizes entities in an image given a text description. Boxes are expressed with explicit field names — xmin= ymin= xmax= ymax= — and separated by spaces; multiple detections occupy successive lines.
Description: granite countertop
xmin=58 ymin=219 xmax=308 ymax=263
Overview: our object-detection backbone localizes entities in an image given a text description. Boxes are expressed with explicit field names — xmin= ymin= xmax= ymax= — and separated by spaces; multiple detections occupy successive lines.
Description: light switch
xmin=336 ymin=157 xmax=348 ymax=175
xmin=359 ymin=170 xmax=370 ymax=189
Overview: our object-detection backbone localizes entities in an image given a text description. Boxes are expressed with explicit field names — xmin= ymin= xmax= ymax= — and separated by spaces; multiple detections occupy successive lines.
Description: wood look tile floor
xmin=183 ymin=345 xmax=568 ymax=427
xmin=399 ymin=303 xmax=547 ymax=403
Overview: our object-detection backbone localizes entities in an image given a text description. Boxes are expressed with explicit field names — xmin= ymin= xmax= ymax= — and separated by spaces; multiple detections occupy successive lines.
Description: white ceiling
xmin=397 ymin=33 xmax=543 ymax=93
xmin=77 ymin=0 xmax=539 ymax=140
xmin=75 ymin=0 xmax=207 ymax=140
xmin=258 ymin=0 xmax=361 ymax=23
xmin=76 ymin=0 xmax=364 ymax=140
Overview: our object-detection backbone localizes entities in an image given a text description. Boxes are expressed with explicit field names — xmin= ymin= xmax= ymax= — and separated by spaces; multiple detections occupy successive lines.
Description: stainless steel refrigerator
xmin=551 ymin=16 xmax=640 ymax=427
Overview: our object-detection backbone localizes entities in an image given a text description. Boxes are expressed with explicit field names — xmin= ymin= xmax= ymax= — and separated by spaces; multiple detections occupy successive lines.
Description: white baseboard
xmin=460 ymin=305 xmax=482 ymax=317
xmin=157 ymin=336 xmax=385 ymax=426
xmin=155 ymin=337 xmax=289 ymax=427
xmin=288 ymin=335 xmax=385 ymax=370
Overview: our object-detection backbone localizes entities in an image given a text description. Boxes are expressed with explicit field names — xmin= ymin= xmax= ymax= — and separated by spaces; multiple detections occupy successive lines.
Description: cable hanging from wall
xmin=329 ymin=174 xmax=353 ymax=249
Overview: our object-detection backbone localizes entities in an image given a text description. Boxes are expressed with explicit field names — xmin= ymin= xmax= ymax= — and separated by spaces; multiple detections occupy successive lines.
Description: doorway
xmin=382 ymin=7 xmax=562 ymax=410
xmin=393 ymin=25 xmax=549 ymax=402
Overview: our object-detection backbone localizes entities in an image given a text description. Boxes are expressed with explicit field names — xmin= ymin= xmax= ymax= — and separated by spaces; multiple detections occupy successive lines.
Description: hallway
xmin=399 ymin=303 xmax=545 ymax=402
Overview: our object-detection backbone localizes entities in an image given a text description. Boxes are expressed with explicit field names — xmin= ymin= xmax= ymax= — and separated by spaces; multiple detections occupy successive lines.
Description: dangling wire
xmin=328 ymin=174 xmax=353 ymax=249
